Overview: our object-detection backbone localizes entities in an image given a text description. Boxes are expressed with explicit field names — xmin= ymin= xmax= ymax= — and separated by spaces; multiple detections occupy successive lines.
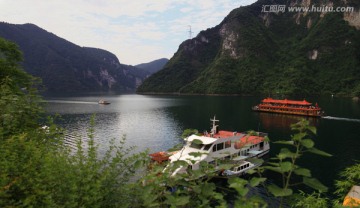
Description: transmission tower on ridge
xmin=188 ymin=25 xmax=194 ymax=39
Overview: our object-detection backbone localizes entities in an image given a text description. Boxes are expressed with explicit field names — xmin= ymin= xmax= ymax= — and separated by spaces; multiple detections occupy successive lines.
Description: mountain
xmin=0 ymin=22 xmax=151 ymax=92
xmin=135 ymin=58 xmax=169 ymax=74
xmin=137 ymin=0 xmax=360 ymax=96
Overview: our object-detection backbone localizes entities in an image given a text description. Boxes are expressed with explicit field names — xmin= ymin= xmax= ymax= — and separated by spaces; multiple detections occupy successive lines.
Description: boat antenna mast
xmin=210 ymin=115 xmax=219 ymax=137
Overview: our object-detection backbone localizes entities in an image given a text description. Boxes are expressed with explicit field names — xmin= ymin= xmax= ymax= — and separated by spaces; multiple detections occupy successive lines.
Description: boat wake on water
xmin=322 ymin=116 xmax=360 ymax=123
xmin=45 ymin=100 xmax=98 ymax=104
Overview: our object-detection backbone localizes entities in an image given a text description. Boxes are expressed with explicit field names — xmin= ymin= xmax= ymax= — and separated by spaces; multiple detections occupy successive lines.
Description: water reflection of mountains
xmin=258 ymin=112 xmax=320 ymax=131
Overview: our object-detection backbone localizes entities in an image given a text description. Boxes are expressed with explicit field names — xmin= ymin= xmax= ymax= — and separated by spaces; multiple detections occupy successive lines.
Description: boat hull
xmin=253 ymin=107 xmax=323 ymax=117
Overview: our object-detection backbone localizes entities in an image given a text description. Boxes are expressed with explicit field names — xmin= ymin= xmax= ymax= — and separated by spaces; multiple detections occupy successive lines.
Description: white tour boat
xmin=151 ymin=116 xmax=270 ymax=178
xmin=98 ymin=99 xmax=110 ymax=105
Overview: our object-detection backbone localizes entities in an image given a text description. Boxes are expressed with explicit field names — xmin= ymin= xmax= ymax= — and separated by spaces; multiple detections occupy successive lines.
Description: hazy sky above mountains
xmin=1 ymin=0 xmax=256 ymax=65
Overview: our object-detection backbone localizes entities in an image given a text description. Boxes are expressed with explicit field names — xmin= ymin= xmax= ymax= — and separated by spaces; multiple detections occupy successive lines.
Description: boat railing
xmin=257 ymin=132 xmax=268 ymax=137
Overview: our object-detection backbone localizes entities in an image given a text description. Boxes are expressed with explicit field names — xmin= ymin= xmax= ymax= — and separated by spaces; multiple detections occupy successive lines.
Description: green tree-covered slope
xmin=135 ymin=58 xmax=169 ymax=74
xmin=138 ymin=0 xmax=360 ymax=96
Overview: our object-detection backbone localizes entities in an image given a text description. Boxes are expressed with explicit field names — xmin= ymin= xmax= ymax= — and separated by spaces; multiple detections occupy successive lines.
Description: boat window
xmin=203 ymin=144 xmax=212 ymax=151
xmin=225 ymin=141 xmax=231 ymax=148
xmin=216 ymin=143 xmax=224 ymax=151
xmin=225 ymin=155 xmax=231 ymax=160
xmin=190 ymin=142 xmax=203 ymax=150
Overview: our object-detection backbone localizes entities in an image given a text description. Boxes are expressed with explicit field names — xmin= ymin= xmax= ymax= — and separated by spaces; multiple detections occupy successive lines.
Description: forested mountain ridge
xmin=137 ymin=0 xmax=360 ymax=96
xmin=135 ymin=58 xmax=169 ymax=74
xmin=0 ymin=22 xmax=150 ymax=92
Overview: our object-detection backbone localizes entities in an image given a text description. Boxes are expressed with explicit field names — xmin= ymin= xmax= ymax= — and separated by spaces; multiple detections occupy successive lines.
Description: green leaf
xmin=280 ymin=162 xmax=293 ymax=172
xmin=294 ymin=168 xmax=311 ymax=177
xmin=278 ymin=148 xmax=297 ymax=159
xmin=303 ymin=177 xmax=328 ymax=192
xmin=249 ymin=177 xmax=266 ymax=187
xmin=307 ymin=126 xmax=317 ymax=135
xmin=274 ymin=140 xmax=294 ymax=145
xmin=267 ymin=184 xmax=293 ymax=197
xmin=200 ymin=183 xmax=216 ymax=196
xmin=264 ymin=166 xmax=283 ymax=174
xmin=134 ymin=160 xmax=143 ymax=169
xmin=277 ymin=153 xmax=287 ymax=160
xmin=228 ymin=177 xmax=249 ymax=196
xmin=176 ymin=196 xmax=190 ymax=205
xmin=165 ymin=195 xmax=190 ymax=206
xmin=301 ymin=139 xmax=314 ymax=148
xmin=191 ymin=139 xmax=203 ymax=145
xmin=292 ymin=132 xmax=307 ymax=141
xmin=246 ymin=169 xmax=257 ymax=174
xmin=182 ymin=129 xmax=199 ymax=138
xmin=247 ymin=158 xmax=264 ymax=165
xmin=308 ymin=148 xmax=332 ymax=157
xmin=266 ymin=162 xmax=280 ymax=167
xmin=188 ymin=152 xmax=204 ymax=158
xmin=217 ymin=164 xmax=234 ymax=171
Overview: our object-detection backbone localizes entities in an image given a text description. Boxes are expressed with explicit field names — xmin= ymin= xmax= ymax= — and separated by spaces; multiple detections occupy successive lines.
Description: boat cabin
xmin=166 ymin=116 xmax=270 ymax=176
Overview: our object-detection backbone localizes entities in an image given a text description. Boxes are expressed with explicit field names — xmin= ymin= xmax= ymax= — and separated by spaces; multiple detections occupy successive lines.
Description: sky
xmin=0 ymin=0 xmax=256 ymax=65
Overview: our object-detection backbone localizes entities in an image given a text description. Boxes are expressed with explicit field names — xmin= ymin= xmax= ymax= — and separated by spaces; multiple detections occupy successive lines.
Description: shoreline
xmin=136 ymin=92 xmax=358 ymax=98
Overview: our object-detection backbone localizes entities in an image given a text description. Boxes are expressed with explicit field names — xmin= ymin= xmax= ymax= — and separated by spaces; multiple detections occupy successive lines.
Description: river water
xmin=45 ymin=94 xmax=360 ymax=200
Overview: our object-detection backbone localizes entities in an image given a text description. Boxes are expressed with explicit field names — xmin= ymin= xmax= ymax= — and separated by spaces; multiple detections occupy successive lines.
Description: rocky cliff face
xmin=138 ymin=0 xmax=360 ymax=96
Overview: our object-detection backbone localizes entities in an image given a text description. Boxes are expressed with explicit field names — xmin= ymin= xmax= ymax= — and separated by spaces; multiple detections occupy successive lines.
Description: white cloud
xmin=0 ymin=0 xmax=256 ymax=65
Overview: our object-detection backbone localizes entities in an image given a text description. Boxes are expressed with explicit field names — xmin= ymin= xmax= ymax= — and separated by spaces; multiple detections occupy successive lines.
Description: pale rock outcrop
xmin=344 ymin=10 xmax=360 ymax=30
xmin=219 ymin=24 xmax=242 ymax=59
xmin=308 ymin=49 xmax=319 ymax=60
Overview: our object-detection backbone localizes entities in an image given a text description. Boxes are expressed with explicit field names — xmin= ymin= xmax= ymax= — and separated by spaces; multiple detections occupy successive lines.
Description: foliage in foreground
xmin=0 ymin=37 xmax=145 ymax=207
xmin=262 ymin=120 xmax=332 ymax=207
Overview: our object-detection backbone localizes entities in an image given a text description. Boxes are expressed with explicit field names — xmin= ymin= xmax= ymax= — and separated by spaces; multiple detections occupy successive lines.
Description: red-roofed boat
xmin=252 ymin=98 xmax=324 ymax=117
xmin=150 ymin=116 xmax=270 ymax=177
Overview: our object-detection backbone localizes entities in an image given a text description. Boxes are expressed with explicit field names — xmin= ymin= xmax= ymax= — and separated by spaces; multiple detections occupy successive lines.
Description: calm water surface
xmin=45 ymin=94 xmax=360 ymax=199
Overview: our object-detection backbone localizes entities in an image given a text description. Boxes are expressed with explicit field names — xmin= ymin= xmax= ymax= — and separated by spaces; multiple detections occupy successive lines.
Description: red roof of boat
xmin=212 ymin=131 xmax=236 ymax=138
xmin=262 ymin=98 xmax=312 ymax=105
xmin=239 ymin=135 xmax=264 ymax=145
xmin=149 ymin=151 xmax=170 ymax=162
xmin=210 ymin=131 xmax=264 ymax=144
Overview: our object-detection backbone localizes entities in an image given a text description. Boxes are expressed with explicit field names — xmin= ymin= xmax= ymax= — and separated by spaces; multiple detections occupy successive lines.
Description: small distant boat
xmin=98 ymin=99 xmax=110 ymax=105
xmin=252 ymin=98 xmax=324 ymax=117
xmin=221 ymin=160 xmax=260 ymax=177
